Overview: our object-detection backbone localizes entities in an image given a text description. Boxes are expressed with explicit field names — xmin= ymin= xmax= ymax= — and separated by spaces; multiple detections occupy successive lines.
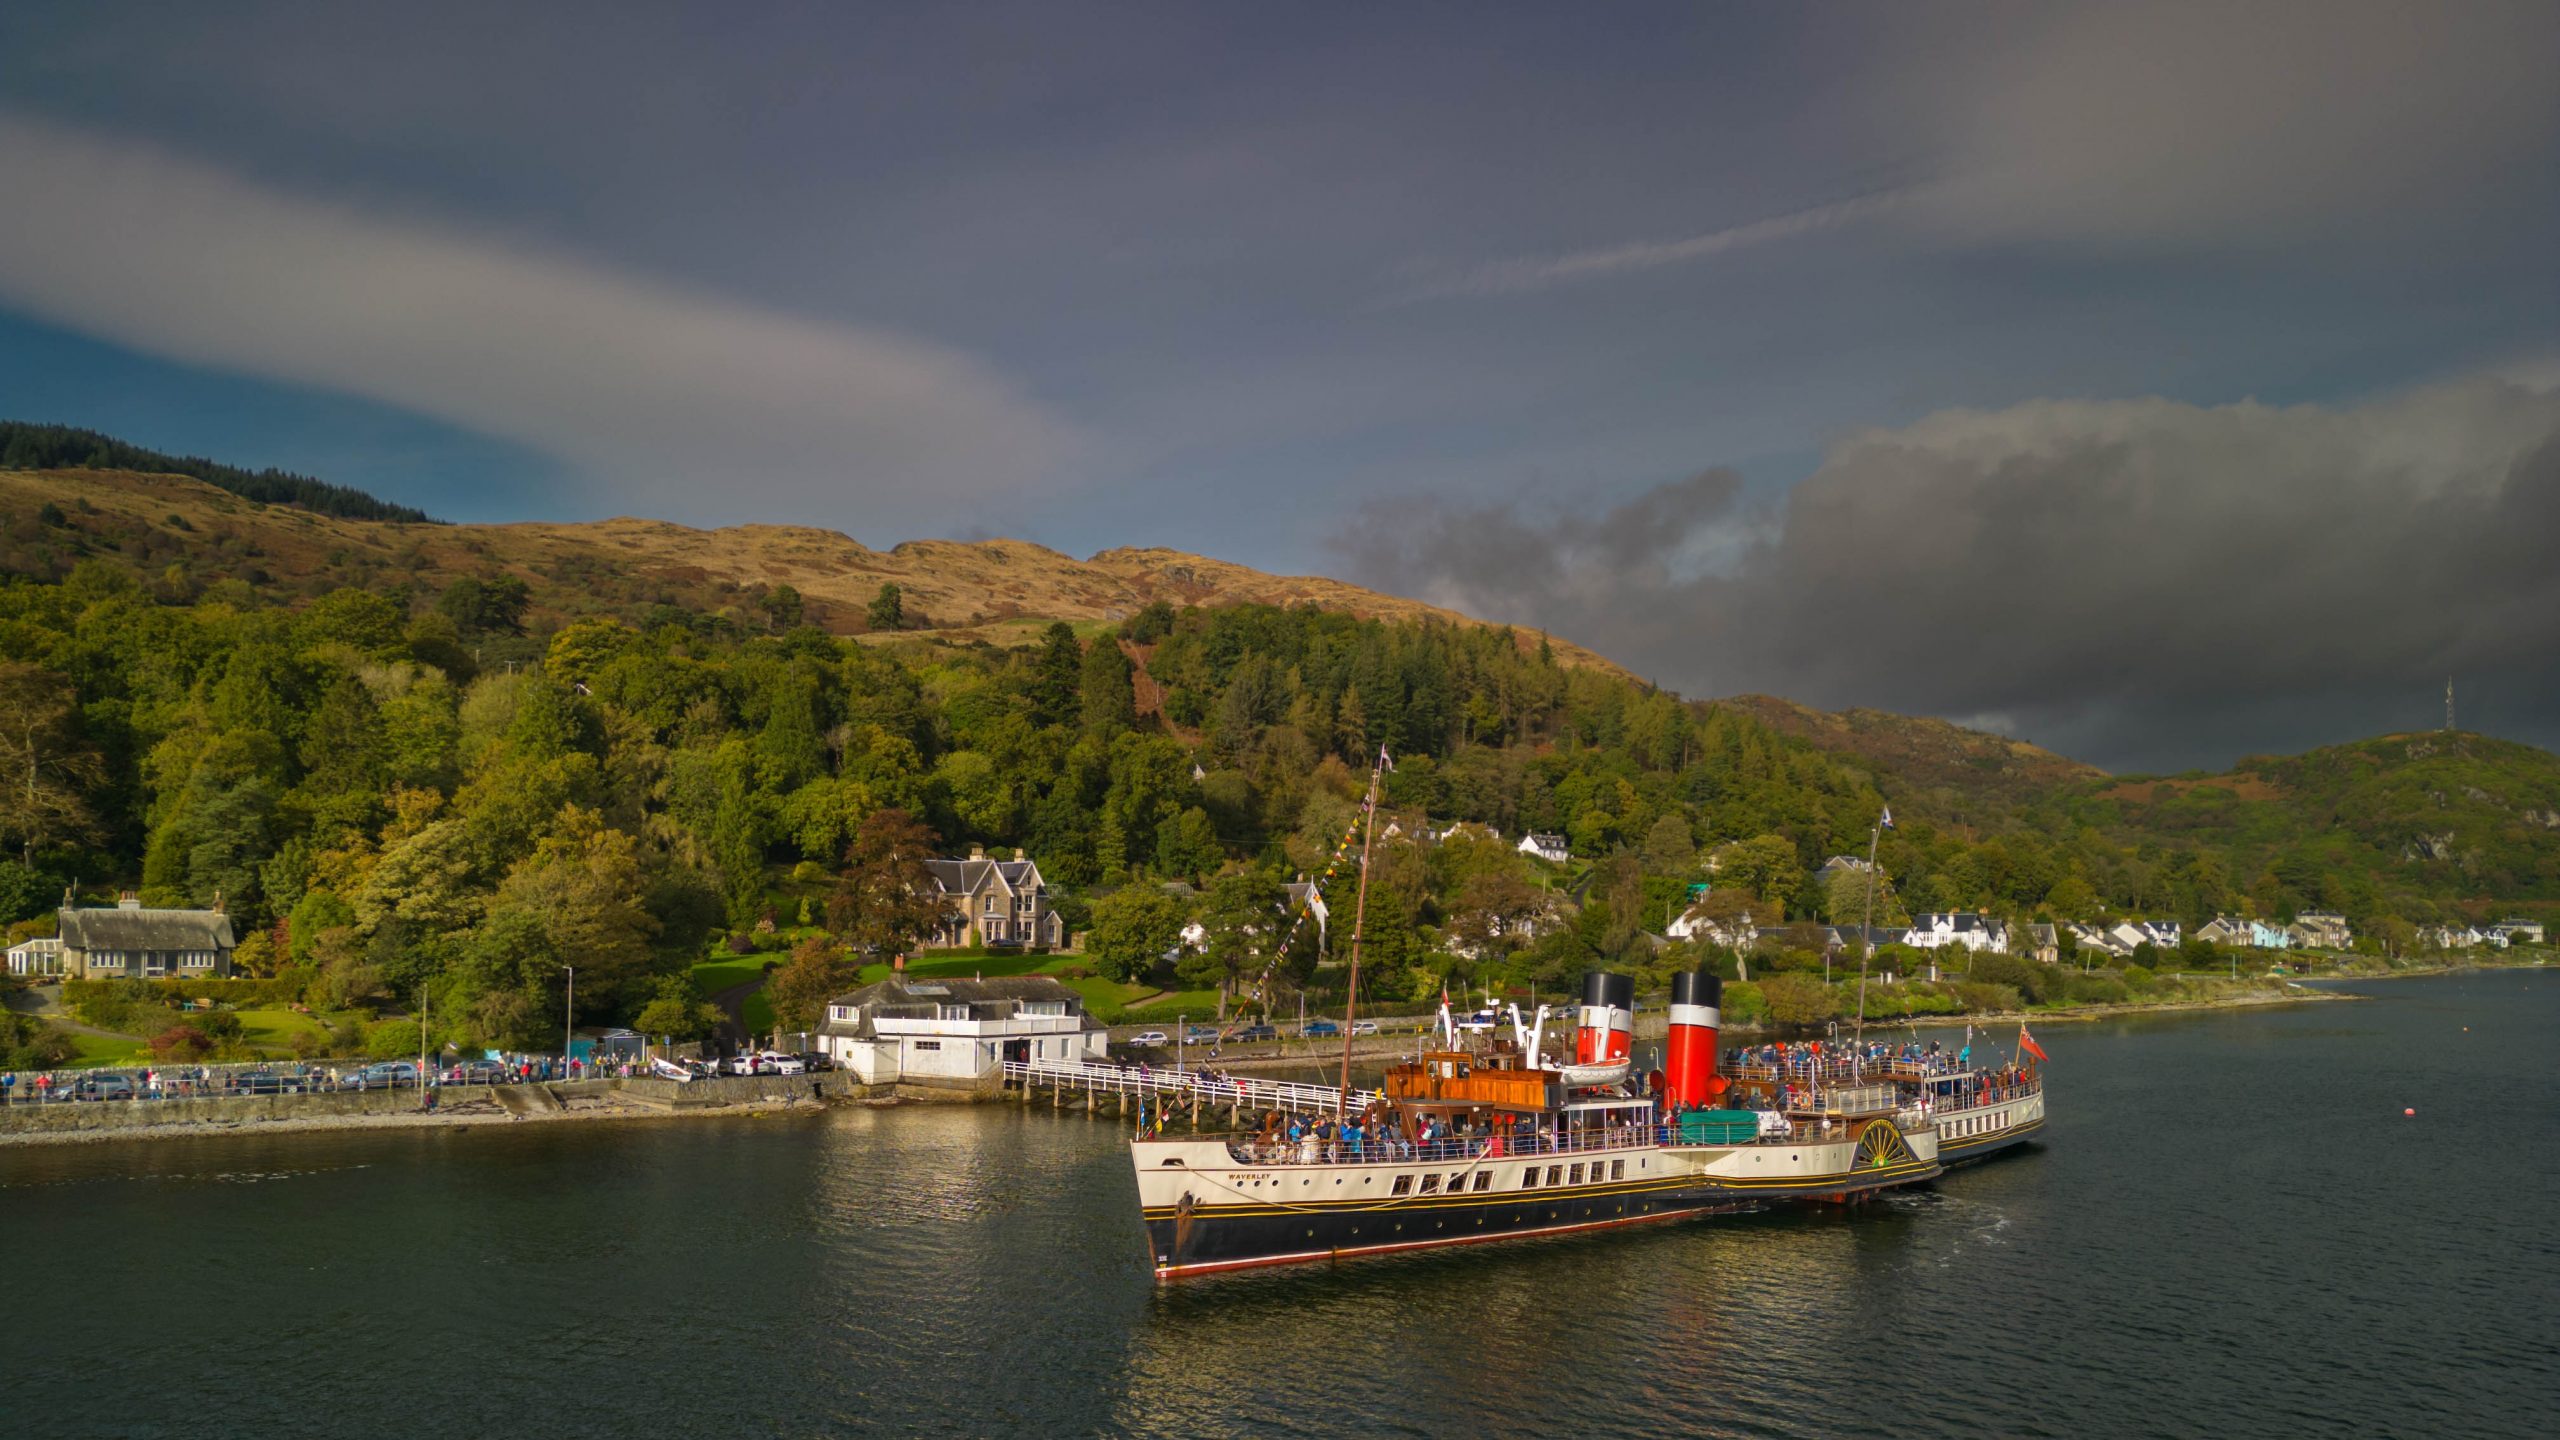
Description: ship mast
xmin=1853 ymin=809 xmax=1885 ymax=1051
xmin=1337 ymin=749 xmax=1385 ymax=1117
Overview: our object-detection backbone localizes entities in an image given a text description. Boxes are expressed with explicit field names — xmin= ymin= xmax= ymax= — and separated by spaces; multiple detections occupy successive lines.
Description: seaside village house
xmin=2025 ymin=923 xmax=2060 ymax=965
xmin=818 ymin=975 xmax=1107 ymax=1086
xmin=55 ymin=892 xmax=237 ymax=979
xmin=2490 ymin=918 xmax=2545 ymax=946
xmin=2288 ymin=911 xmax=2354 ymax=950
xmin=6 ymin=935 xmax=63 ymax=977
xmin=1899 ymin=912 xmax=2012 ymax=954
xmin=1516 ymin=832 xmax=1571 ymax=865
xmin=2197 ymin=917 xmax=2296 ymax=950
xmin=921 ymin=845 xmax=1064 ymax=949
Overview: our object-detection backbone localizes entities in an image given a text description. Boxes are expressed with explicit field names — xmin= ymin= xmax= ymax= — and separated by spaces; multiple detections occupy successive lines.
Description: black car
xmin=795 ymin=1053 xmax=836 ymax=1072
xmin=1234 ymin=1024 xmax=1278 ymax=1042
xmin=230 ymin=1070 xmax=305 ymax=1096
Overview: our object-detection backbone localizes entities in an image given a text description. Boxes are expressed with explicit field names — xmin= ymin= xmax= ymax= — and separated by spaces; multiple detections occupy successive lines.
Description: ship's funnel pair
xmin=1574 ymin=971 xmax=1634 ymax=1065
xmin=1664 ymin=970 xmax=1727 ymax=1110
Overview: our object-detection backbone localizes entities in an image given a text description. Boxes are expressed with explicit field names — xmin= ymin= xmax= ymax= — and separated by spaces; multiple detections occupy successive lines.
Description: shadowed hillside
xmin=0 ymin=467 xmax=1623 ymax=673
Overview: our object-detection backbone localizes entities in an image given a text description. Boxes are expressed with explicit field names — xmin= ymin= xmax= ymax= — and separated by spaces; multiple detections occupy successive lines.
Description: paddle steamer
xmin=1127 ymin=752 xmax=2044 ymax=1280
xmin=1133 ymin=971 xmax=1988 ymax=1278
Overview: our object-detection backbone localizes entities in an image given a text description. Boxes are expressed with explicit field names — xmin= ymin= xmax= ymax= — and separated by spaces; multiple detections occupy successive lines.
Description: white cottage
xmin=1517 ymin=832 xmax=1571 ymax=865
xmin=818 ymin=975 xmax=1107 ymax=1086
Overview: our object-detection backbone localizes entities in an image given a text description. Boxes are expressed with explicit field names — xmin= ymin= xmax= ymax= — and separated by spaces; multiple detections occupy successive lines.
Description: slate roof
xmin=921 ymin=857 xmax=1041 ymax=894
xmin=58 ymin=906 xmax=236 ymax=953
xmin=823 ymin=974 xmax=1094 ymax=1027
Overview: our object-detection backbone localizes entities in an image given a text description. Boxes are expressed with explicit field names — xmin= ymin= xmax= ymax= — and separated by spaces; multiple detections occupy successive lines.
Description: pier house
xmin=818 ymin=975 xmax=1107 ymax=1086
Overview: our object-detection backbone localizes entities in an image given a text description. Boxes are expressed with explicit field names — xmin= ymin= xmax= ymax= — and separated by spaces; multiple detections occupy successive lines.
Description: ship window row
xmin=1390 ymin=1171 xmax=1497 ymax=1197
xmin=1517 ymin=1159 xmax=1628 ymax=1191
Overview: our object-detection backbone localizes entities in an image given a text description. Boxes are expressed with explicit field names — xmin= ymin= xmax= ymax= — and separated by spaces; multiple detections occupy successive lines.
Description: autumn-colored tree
xmin=827 ymin=809 xmax=947 ymax=956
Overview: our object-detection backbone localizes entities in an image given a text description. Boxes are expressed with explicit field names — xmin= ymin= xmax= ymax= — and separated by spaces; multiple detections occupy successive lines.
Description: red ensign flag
xmin=2018 ymin=1024 xmax=2048 ymax=1063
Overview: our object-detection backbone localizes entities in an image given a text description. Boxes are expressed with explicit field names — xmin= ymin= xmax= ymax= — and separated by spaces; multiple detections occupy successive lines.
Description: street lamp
xmin=561 ymin=963 xmax=574 ymax=1067
xmin=1177 ymin=1014 xmax=1185 ymax=1076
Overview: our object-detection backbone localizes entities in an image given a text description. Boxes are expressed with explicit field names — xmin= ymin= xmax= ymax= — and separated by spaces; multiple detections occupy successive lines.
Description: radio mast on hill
xmin=2445 ymin=675 xmax=2455 ymax=733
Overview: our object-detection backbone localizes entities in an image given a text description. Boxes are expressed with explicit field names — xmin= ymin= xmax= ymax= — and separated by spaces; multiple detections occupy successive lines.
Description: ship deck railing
xmin=1000 ymin=1057 xmax=1381 ymax=1115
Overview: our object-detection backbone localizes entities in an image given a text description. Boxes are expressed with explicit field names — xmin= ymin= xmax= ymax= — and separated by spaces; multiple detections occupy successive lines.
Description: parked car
xmin=1183 ymin=1026 xmax=1218 ymax=1044
xmin=795 ymin=1053 xmax=836 ymax=1073
xmin=230 ymin=1070 xmax=304 ymax=1096
xmin=1130 ymin=1030 xmax=1169 ymax=1047
xmin=74 ymin=1073 xmax=137 ymax=1101
xmin=1234 ymin=1024 xmax=1278 ymax=1042
xmin=1351 ymin=1020 xmax=1379 ymax=1036
xmin=345 ymin=1061 xmax=420 ymax=1090
xmin=1301 ymin=1020 xmax=1341 ymax=1038
xmin=758 ymin=1052 xmax=806 ymax=1075
xmin=447 ymin=1058 xmax=509 ymax=1085
xmin=1457 ymin=1009 xmax=1501 ymax=1033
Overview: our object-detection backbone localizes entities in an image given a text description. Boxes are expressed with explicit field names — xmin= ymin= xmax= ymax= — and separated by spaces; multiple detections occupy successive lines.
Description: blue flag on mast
xmin=1880 ymin=805 xmax=1895 ymax=830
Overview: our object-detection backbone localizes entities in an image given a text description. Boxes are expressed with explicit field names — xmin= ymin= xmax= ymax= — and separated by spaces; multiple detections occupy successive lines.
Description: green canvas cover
xmin=1676 ymin=1109 xmax=1762 ymax=1144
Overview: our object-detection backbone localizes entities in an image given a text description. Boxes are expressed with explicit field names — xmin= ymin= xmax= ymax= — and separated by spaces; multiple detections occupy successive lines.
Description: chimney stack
xmin=119 ymin=891 xmax=141 ymax=910
xmin=1663 ymin=970 xmax=1728 ymax=1111
xmin=969 ymin=843 xmax=985 ymax=860
xmin=1573 ymin=971 xmax=1635 ymax=1068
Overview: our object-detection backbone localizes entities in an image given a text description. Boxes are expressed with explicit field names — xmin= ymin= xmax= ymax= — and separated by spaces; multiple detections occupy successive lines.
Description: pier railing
xmin=1001 ymin=1058 xmax=1382 ymax=1116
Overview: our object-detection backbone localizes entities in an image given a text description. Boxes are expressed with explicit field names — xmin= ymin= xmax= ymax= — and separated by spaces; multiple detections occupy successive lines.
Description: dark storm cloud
xmin=1334 ymin=375 xmax=2560 ymax=771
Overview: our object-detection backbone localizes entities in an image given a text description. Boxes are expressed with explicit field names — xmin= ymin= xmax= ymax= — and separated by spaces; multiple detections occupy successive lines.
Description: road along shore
xmin=0 ymin=1073 xmax=987 ymax=1150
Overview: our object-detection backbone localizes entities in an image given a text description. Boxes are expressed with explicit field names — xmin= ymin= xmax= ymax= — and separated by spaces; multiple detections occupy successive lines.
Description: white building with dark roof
xmin=57 ymin=894 xmax=235 ymax=979
xmin=1517 ymin=832 xmax=1571 ymax=865
xmin=818 ymin=975 xmax=1107 ymax=1084
xmin=1900 ymin=912 xmax=2010 ymax=954
xmin=921 ymin=846 xmax=1064 ymax=949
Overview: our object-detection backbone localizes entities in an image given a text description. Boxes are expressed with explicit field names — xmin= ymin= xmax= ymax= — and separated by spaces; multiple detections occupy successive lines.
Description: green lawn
xmin=1119 ymin=989 xmax=1225 ymax=1023
xmin=689 ymin=958 xmax=782 ymax=1035
xmin=689 ymin=957 xmax=779 ymax=997
xmin=68 ymin=1031 xmax=150 ymax=1067
xmin=234 ymin=1007 xmax=328 ymax=1051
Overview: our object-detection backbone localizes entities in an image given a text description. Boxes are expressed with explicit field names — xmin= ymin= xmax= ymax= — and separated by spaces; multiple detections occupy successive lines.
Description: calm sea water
xmin=4 ymin=970 xmax=2554 ymax=1439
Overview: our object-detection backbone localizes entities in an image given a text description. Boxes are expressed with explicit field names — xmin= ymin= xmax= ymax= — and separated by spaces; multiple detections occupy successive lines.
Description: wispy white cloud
xmin=0 ymin=112 xmax=1079 ymax=527
xmin=1393 ymin=188 xmax=1909 ymax=302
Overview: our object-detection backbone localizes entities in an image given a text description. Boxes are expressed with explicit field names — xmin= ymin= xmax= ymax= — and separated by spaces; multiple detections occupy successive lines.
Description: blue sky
xmin=3 ymin=2 xmax=2556 ymax=766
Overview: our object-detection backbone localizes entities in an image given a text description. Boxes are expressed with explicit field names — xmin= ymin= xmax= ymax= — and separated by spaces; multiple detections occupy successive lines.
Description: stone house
xmin=921 ymin=847 xmax=1064 ymax=949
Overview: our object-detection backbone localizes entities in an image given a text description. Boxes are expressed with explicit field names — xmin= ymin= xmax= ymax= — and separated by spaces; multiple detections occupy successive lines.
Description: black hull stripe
xmin=1148 ymin=1168 xmax=1930 ymax=1278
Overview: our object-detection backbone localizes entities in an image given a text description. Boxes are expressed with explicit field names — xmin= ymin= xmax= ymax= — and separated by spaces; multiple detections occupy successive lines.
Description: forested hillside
xmin=4 ymin=468 xmax=2553 ymax=1061
xmin=1737 ymin=697 xmax=2560 ymax=925
xmin=1 ymin=422 xmax=437 ymax=523
xmin=0 ymin=556 xmax=1893 ymax=1048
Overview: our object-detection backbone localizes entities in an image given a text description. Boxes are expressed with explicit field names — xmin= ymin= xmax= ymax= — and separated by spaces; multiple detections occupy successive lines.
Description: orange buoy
xmin=2403 ymin=1107 xmax=2416 ymax=1117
